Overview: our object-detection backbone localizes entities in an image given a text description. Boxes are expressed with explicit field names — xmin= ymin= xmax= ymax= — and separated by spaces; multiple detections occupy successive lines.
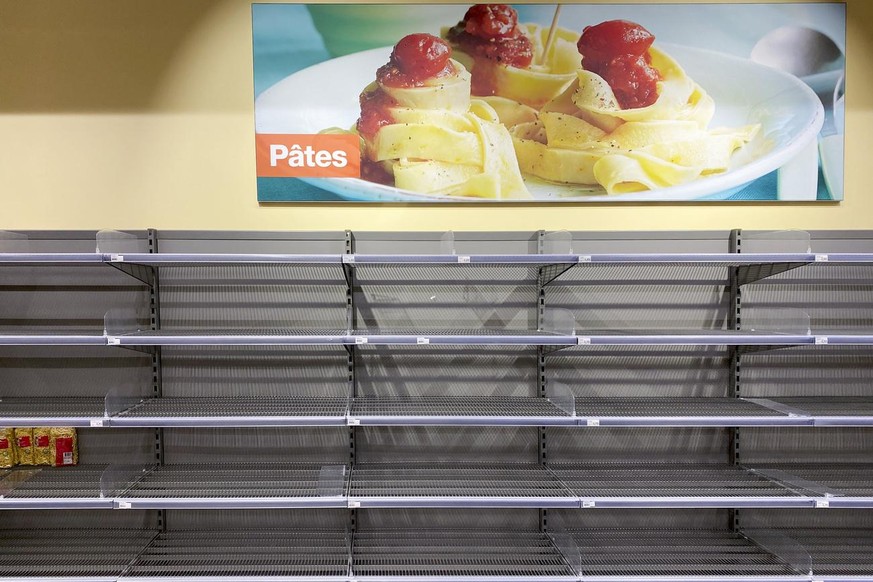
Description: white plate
xmin=255 ymin=44 xmax=824 ymax=202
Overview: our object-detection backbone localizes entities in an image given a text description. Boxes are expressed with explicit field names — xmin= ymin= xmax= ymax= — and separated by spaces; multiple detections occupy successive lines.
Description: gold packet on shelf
xmin=33 ymin=427 xmax=53 ymax=466
xmin=50 ymin=427 xmax=78 ymax=467
xmin=0 ymin=428 xmax=15 ymax=468
xmin=13 ymin=428 xmax=34 ymax=466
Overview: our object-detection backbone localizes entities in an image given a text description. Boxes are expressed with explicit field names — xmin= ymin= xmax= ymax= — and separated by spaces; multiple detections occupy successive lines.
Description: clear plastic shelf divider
xmin=104 ymin=309 xmax=143 ymax=338
xmin=317 ymin=464 xmax=347 ymax=498
xmin=743 ymin=230 xmax=812 ymax=254
xmin=99 ymin=464 xmax=155 ymax=498
xmin=740 ymin=514 xmax=812 ymax=576
xmin=540 ymin=308 xmax=577 ymax=336
xmin=749 ymin=467 xmax=844 ymax=498
xmin=546 ymin=513 xmax=583 ymax=576
xmin=741 ymin=308 xmax=811 ymax=335
xmin=105 ymin=385 xmax=147 ymax=419
xmin=0 ymin=468 xmax=40 ymax=498
xmin=0 ymin=231 xmax=29 ymax=253
xmin=541 ymin=230 xmax=574 ymax=255
xmin=439 ymin=231 xmax=456 ymax=255
xmin=545 ymin=381 xmax=576 ymax=417
xmin=95 ymin=230 xmax=147 ymax=255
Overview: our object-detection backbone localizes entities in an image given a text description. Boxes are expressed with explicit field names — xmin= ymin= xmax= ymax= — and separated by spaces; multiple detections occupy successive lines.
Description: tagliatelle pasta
xmin=446 ymin=21 xmax=581 ymax=111
xmin=341 ymin=33 xmax=530 ymax=199
xmin=509 ymin=34 xmax=760 ymax=195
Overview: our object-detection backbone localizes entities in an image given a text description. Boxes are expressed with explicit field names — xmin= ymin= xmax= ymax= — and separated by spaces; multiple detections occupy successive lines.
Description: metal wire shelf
xmin=7 ymin=526 xmax=868 ymax=581
xmin=0 ymin=254 xmax=105 ymax=265
xmin=348 ymin=462 xmax=580 ymax=508
xmin=774 ymin=398 xmax=873 ymax=426
xmin=111 ymin=396 xmax=349 ymax=427
xmin=350 ymin=396 xmax=573 ymax=426
xmin=549 ymin=463 xmax=812 ymax=508
xmin=123 ymin=529 xmax=350 ymax=579
xmin=6 ymin=327 xmax=873 ymax=347
xmin=0 ymin=397 xmax=108 ymax=427
xmin=0 ymin=528 xmax=157 ymax=578
xmin=569 ymin=528 xmax=806 ymax=579
xmin=351 ymin=529 xmax=578 ymax=580
xmin=756 ymin=463 xmax=873 ymax=507
xmin=13 ymin=395 xmax=871 ymax=428
xmin=785 ymin=528 xmax=873 ymax=580
xmin=113 ymin=464 xmax=348 ymax=510
xmin=0 ymin=466 xmax=113 ymax=509
xmin=572 ymin=397 xmax=810 ymax=427
xmin=4 ymin=461 xmax=872 ymax=510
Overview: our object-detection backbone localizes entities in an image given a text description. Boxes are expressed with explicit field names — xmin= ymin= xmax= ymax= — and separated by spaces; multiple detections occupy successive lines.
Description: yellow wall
xmin=1 ymin=0 xmax=868 ymax=232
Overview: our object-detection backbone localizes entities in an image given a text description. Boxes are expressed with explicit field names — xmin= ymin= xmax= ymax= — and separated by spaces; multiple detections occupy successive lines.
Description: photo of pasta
xmin=253 ymin=3 xmax=845 ymax=203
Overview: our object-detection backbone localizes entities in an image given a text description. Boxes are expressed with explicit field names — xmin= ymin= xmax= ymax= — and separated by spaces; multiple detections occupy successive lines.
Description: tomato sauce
xmin=576 ymin=20 xmax=661 ymax=109
xmin=356 ymin=88 xmax=397 ymax=142
xmin=446 ymin=4 xmax=533 ymax=96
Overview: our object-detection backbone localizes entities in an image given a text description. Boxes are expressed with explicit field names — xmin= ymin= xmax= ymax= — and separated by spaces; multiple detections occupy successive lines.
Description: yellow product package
xmin=33 ymin=427 xmax=53 ymax=466
xmin=14 ymin=428 xmax=34 ymax=465
xmin=0 ymin=428 xmax=15 ymax=468
xmin=50 ymin=427 xmax=78 ymax=467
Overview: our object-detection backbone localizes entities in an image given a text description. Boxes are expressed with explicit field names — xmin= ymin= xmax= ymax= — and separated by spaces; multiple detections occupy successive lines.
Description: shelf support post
xmin=345 ymin=230 xmax=358 ymax=534
xmin=147 ymin=228 xmax=166 ymax=532
xmin=537 ymin=231 xmax=549 ymax=531
xmin=729 ymin=228 xmax=742 ymax=533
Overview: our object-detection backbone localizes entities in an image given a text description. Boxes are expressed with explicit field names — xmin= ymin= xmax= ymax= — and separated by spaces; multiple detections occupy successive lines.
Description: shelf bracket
xmin=736 ymin=262 xmax=809 ymax=287
xmin=106 ymin=262 xmax=156 ymax=287
xmin=538 ymin=264 xmax=575 ymax=287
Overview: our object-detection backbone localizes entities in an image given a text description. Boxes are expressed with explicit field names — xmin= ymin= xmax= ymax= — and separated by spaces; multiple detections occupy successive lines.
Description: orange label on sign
xmin=256 ymin=134 xmax=360 ymax=178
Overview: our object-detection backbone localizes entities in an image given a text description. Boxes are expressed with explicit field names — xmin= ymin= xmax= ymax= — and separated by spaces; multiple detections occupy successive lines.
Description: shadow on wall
xmin=0 ymin=0 xmax=249 ymax=113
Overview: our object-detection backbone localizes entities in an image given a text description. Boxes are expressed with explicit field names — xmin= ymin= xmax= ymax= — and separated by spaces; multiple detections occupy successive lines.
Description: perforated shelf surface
xmin=4 ymin=462 xmax=873 ymax=510
xmin=0 ymin=528 xmax=157 ymax=578
xmin=112 ymin=464 xmax=347 ymax=509
xmin=0 ymin=466 xmax=112 ymax=509
xmin=13 ymin=396 xmax=873 ymax=428
xmin=351 ymin=529 xmax=577 ymax=580
xmin=350 ymin=396 xmax=570 ymax=426
xmin=2 ymin=526 xmax=871 ymax=580
xmin=112 ymin=396 xmax=350 ymax=426
xmin=0 ymin=397 xmax=107 ymax=426
xmin=348 ymin=462 xmax=579 ymax=508
xmin=569 ymin=528 xmax=803 ymax=578
xmin=124 ymin=529 xmax=350 ymax=579
xmin=549 ymin=463 xmax=810 ymax=507
xmin=786 ymin=528 xmax=873 ymax=578
xmin=758 ymin=463 xmax=873 ymax=505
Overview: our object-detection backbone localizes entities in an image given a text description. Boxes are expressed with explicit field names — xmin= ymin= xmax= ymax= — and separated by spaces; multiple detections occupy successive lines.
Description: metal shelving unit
xmin=2 ymin=229 xmax=873 ymax=580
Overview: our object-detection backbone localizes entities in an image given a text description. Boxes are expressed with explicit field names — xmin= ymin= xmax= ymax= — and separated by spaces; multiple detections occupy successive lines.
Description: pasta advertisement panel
xmin=253 ymin=3 xmax=845 ymax=203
